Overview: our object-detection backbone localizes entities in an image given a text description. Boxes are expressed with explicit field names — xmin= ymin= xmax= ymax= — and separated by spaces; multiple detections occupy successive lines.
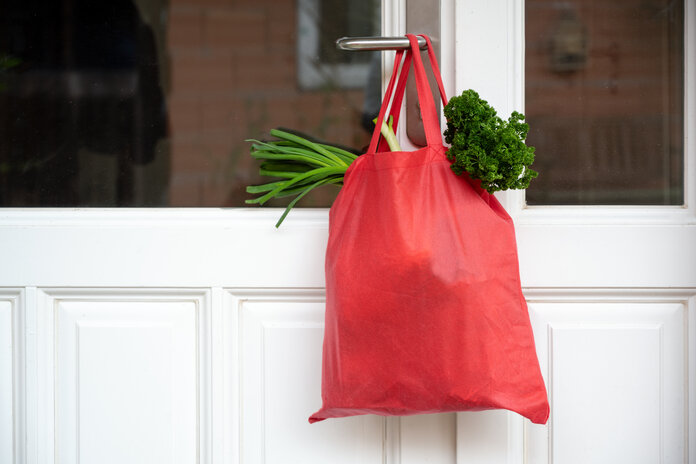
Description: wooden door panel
xmin=231 ymin=289 xmax=385 ymax=464
xmin=0 ymin=291 xmax=19 ymax=464
xmin=527 ymin=292 xmax=690 ymax=464
xmin=40 ymin=289 xmax=209 ymax=464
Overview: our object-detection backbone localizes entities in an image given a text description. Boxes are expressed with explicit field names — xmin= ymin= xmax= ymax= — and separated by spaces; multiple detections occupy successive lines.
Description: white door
xmin=453 ymin=1 xmax=696 ymax=463
xmin=1 ymin=1 xmax=694 ymax=464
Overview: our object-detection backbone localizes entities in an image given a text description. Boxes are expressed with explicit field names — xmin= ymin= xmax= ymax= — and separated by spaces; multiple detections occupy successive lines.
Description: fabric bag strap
xmin=420 ymin=34 xmax=448 ymax=107
xmin=375 ymin=50 xmax=412 ymax=152
xmin=368 ymin=49 xmax=407 ymax=154
xmin=389 ymin=35 xmax=447 ymax=138
xmin=407 ymin=33 xmax=442 ymax=147
xmin=367 ymin=34 xmax=448 ymax=154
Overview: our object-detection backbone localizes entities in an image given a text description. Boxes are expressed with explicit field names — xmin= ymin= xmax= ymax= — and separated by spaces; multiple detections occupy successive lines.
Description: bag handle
xmin=374 ymin=50 xmax=412 ymax=152
xmin=389 ymin=35 xmax=447 ymax=139
xmin=367 ymin=34 xmax=448 ymax=154
xmin=407 ymin=33 xmax=442 ymax=147
xmin=368 ymin=49 xmax=407 ymax=154
xmin=419 ymin=34 xmax=448 ymax=107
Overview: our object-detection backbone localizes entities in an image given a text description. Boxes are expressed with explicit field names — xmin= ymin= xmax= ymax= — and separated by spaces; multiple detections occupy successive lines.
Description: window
xmin=0 ymin=0 xmax=381 ymax=207
xmin=525 ymin=0 xmax=684 ymax=205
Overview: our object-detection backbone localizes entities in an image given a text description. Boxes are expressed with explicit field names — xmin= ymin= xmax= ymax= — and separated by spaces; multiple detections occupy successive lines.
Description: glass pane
xmin=0 ymin=0 xmax=380 ymax=206
xmin=525 ymin=0 xmax=684 ymax=205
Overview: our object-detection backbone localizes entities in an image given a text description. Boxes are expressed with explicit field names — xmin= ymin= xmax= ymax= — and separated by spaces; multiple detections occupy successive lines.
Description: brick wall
xmin=166 ymin=0 xmax=371 ymax=206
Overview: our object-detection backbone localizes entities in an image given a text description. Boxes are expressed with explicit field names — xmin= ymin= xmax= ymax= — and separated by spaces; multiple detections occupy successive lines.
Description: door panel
xmin=232 ymin=289 xmax=385 ymax=464
xmin=0 ymin=292 xmax=18 ymax=464
xmin=46 ymin=290 xmax=206 ymax=464
xmin=527 ymin=292 xmax=689 ymax=464
xmin=517 ymin=225 xmax=696 ymax=288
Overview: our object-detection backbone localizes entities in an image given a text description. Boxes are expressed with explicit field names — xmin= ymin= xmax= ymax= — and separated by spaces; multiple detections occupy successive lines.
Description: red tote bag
xmin=309 ymin=34 xmax=549 ymax=425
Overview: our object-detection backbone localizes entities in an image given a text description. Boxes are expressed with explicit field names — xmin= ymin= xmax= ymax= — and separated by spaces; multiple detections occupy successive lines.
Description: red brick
xmin=168 ymin=5 xmax=204 ymax=50
xmin=233 ymin=52 xmax=295 ymax=92
xmin=202 ymin=7 xmax=266 ymax=52
xmin=168 ymin=96 xmax=202 ymax=135
xmin=169 ymin=51 xmax=235 ymax=95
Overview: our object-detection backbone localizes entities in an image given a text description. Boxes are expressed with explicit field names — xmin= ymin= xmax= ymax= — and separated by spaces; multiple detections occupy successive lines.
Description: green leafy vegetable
xmin=443 ymin=89 xmax=538 ymax=193
xmin=246 ymin=120 xmax=404 ymax=227
xmin=248 ymin=92 xmax=540 ymax=226
xmin=245 ymin=128 xmax=358 ymax=227
xmin=374 ymin=115 xmax=401 ymax=152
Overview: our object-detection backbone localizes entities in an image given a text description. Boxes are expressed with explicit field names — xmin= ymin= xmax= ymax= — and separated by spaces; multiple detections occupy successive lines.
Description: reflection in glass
xmin=525 ymin=0 xmax=684 ymax=205
xmin=0 ymin=0 xmax=380 ymax=206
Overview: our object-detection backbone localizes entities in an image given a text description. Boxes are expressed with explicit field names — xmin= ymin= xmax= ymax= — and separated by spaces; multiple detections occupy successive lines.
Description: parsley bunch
xmin=443 ymin=89 xmax=538 ymax=193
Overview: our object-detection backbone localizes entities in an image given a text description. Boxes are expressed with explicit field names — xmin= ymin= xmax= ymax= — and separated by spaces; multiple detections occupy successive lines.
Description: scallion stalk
xmin=246 ymin=124 xmax=397 ymax=227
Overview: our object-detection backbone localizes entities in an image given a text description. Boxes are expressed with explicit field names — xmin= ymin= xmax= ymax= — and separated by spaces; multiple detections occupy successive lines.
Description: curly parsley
xmin=443 ymin=90 xmax=538 ymax=193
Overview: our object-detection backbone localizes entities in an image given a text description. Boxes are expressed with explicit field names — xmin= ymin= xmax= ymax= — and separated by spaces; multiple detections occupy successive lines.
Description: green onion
xmin=246 ymin=122 xmax=399 ymax=227
xmin=245 ymin=129 xmax=362 ymax=227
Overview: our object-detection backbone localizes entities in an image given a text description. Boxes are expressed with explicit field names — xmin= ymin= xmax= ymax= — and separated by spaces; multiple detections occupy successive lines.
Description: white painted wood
xmin=24 ymin=287 xmax=37 ymax=464
xmin=33 ymin=289 xmax=209 ymax=464
xmin=0 ymin=294 xmax=15 ymax=464
xmin=399 ymin=414 xmax=457 ymax=464
xmin=456 ymin=411 xmax=517 ymax=464
xmin=456 ymin=290 xmax=695 ymax=464
xmin=690 ymin=290 xmax=696 ymax=464
xmin=210 ymin=287 xmax=225 ymax=464
xmin=56 ymin=298 xmax=196 ymax=464
xmin=527 ymin=295 xmax=688 ymax=464
xmin=454 ymin=0 xmax=523 ymax=121
xmin=222 ymin=289 xmax=240 ymax=464
xmin=0 ymin=290 xmax=24 ymax=464
xmin=0 ymin=211 xmax=692 ymax=292
xmin=0 ymin=210 xmax=329 ymax=288
xmin=0 ymin=211 xmax=695 ymax=289
xmin=516 ymin=225 xmax=696 ymax=288
xmin=457 ymin=411 xmax=527 ymax=464
xmin=229 ymin=289 xmax=385 ymax=464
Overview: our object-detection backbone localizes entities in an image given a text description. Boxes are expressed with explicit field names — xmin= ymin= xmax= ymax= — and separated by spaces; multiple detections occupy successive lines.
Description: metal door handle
xmin=335 ymin=2 xmax=441 ymax=147
xmin=335 ymin=36 xmax=427 ymax=51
